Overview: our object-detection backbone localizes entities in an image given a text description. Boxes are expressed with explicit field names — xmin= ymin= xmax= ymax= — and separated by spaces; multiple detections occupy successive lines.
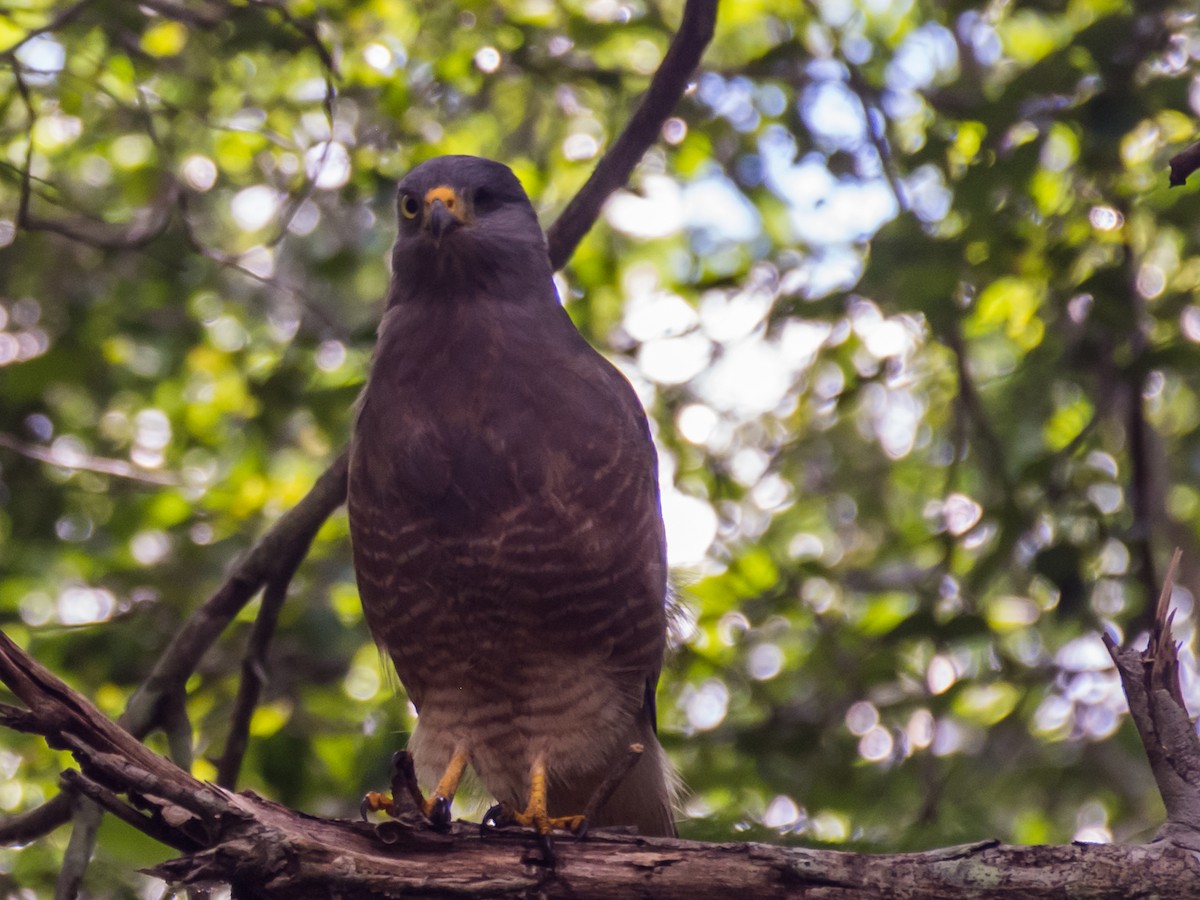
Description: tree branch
xmin=56 ymin=792 xmax=102 ymax=900
xmin=1109 ymin=197 xmax=1161 ymax=632
xmin=0 ymin=432 xmax=178 ymax=486
xmin=544 ymin=0 xmax=718 ymax=269
xmin=943 ymin=321 xmax=1014 ymax=495
xmin=119 ymin=448 xmax=348 ymax=740
xmin=214 ymin=572 xmax=291 ymax=789
xmin=2 ymin=624 xmax=1200 ymax=898
xmin=0 ymin=449 xmax=349 ymax=846
xmin=0 ymin=792 xmax=73 ymax=846
xmin=1104 ymin=548 xmax=1200 ymax=852
xmin=1 ymin=0 xmax=715 ymax=857
xmin=1168 ymin=139 xmax=1200 ymax=187
xmin=799 ymin=0 xmax=906 ymax=210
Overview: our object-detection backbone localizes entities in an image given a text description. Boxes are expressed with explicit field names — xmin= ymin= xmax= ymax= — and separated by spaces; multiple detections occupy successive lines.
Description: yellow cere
xmin=424 ymin=185 xmax=464 ymax=218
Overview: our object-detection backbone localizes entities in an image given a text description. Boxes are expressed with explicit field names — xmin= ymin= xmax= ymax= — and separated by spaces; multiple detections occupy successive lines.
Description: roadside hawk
xmin=348 ymin=155 xmax=676 ymax=838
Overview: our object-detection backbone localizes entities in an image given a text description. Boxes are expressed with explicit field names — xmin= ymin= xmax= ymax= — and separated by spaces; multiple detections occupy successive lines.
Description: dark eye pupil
xmin=475 ymin=188 xmax=494 ymax=210
xmin=401 ymin=195 xmax=419 ymax=218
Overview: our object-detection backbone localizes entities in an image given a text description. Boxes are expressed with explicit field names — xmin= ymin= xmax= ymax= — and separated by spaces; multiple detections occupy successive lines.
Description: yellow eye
xmin=400 ymin=194 xmax=420 ymax=219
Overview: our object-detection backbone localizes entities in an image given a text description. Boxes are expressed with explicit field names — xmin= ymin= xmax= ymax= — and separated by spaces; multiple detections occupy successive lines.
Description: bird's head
xmin=387 ymin=155 xmax=552 ymax=305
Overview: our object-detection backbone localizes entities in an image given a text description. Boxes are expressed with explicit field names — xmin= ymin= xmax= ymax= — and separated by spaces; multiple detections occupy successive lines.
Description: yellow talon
xmin=361 ymin=748 xmax=469 ymax=830
xmin=360 ymin=790 xmax=396 ymax=819
xmin=421 ymin=748 xmax=470 ymax=823
xmin=493 ymin=758 xmax=587 ymax=835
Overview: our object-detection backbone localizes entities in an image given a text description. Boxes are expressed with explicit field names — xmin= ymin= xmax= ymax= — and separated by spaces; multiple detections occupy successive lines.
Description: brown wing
xmin=348 ymin=298 xmax=667 ymax=711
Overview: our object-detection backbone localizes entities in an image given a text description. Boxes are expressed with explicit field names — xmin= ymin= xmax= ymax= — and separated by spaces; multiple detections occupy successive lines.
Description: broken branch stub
xmin=1103 ymin=549 xmax=1200 ymax=851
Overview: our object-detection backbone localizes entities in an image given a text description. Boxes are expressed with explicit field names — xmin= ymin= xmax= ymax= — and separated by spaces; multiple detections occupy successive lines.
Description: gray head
xmin=387 ymin=155 xmax=552 ymax=305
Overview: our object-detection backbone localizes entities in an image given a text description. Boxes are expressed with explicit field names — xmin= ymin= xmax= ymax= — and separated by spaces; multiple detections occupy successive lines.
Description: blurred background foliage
xmin=2 ymin=0 xmax=1200 ymax=894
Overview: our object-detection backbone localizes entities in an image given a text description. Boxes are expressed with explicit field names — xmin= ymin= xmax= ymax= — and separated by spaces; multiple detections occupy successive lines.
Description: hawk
xmin=348 ymin=155 xmax=675 ymax=839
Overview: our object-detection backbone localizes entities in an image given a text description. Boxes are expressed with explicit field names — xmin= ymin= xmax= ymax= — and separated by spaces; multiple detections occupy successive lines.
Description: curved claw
xmin=428 ymin=795 xmax=453 ymax=830
xmin=360 ymin=791 xmax=394 ymax=821
xmin=518 ymin=831 xmax=559 ymax=868
xmin=534 ymin=832 xmax=557 ymax=868
xmin=480 ymin=802 xmax=509 ymax=835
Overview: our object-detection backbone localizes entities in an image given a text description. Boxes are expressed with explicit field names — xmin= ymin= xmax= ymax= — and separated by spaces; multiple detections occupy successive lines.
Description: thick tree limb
xmin=145 ymin=830 xmax=1200 ymax=899
xmin=4 ymin=607 xmax=1200 ymax=897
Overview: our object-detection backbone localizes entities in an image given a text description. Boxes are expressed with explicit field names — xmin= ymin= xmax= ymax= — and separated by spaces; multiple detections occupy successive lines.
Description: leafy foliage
xmin=2 ymin=0 xmax=1199 ymax=894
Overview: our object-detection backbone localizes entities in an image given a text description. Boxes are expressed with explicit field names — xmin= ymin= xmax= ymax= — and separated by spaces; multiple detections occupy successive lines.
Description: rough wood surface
xmin=4 ymin=625 xmax=1200 ymax=899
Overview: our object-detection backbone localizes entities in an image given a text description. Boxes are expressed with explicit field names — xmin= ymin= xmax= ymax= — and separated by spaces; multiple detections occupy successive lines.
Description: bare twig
xmin=582 ymin=743 xmax=645 ymax=822
xmin=215 ymin=572 xmax=291 ymax=789
xmin=250 ymin=0 xmax=340 ymax=247
xmin=843 ymin=65 xmax=906 ymax=210
xmin=59 ymin=769 xmax=199 ymax=852
xmin=799 ymin=0 xmax=906 ymax=209
xmin=13 ymin=65 xmax=34 ymax=228
xmin=545 ymin=0 xmax=718 ymax=268
xmin=0 ymin=433 xmax=178 ymax=486
xmin=135 ymin=0 xmax=227 ymax=29
xmin=13 ymin=59 xmax=180 ymax=251
xmin=943 ymin=322 xmax=1013 ymax=494
xmin=176 ymin=191 xmax=348 ymax=339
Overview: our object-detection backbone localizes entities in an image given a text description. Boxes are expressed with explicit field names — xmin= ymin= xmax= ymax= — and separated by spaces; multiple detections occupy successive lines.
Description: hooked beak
xmin=427 ymin=199 xmax=460 ymax=243
xmin=423 ymin=185 xmax=468 ymax=245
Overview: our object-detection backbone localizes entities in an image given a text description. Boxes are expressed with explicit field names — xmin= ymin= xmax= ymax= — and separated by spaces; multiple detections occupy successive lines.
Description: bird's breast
xmin=360 ymin=302 xmax=622 ymax=517
xmin=349 ymin=296 xmax=666 ymax=687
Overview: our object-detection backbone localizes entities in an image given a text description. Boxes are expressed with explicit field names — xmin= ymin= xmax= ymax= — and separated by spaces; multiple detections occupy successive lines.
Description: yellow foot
xmin=482 ymin=801 xmax=587 ymax=836
xmin=358 ymin=789 xmax=454 ymax=828
xmin=478 ymin=758 xmax=590 ymax=867
xmin=360 ymin=790 xmax=397 ymax=819
xmin=480 ymin=755 xmax=588 ymax=844
xmin=360 ymin=748 xmax=468 ymax=832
